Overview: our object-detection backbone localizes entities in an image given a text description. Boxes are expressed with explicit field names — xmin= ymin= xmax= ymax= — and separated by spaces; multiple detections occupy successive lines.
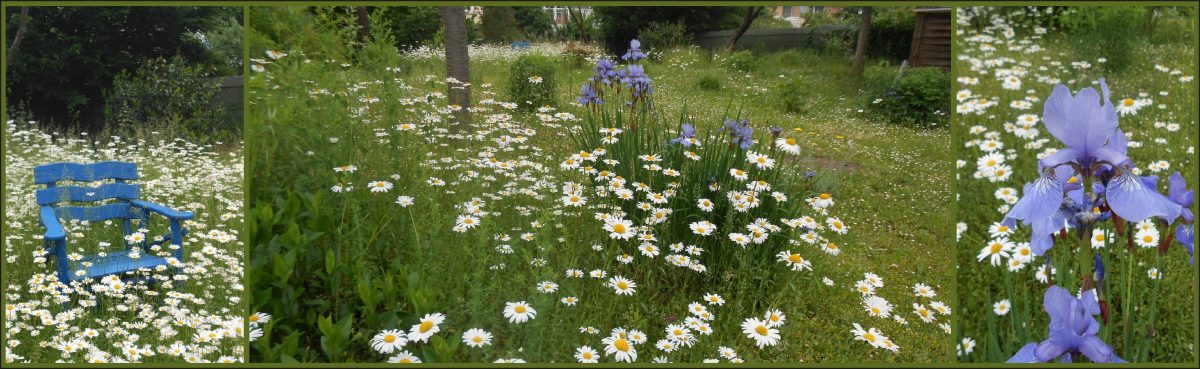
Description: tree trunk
xmin=727 ymin=6 xmax=761 ymax=52
xmin=6 ymin=7 xmax=30 ymax=67
xmin=568 ymin=7 xmax=588 ymax=42
xmin=440 ymin=6 xmax=471 ymax=128
xmin=851 ymin=7 xmax=873 ymax=78
xmin=356 ymin=6 xmax=370 ymax=46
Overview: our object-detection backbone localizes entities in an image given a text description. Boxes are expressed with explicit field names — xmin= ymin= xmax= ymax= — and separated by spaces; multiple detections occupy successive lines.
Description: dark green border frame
xmin=0 ymin=1 xmax=1196 ymax=367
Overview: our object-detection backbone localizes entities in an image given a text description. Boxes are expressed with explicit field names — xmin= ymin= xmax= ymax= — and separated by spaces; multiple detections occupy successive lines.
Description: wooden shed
xmin=908 ymin=7 xmax=951 ymax=70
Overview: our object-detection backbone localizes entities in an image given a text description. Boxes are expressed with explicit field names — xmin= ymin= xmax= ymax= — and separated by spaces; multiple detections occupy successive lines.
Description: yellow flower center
xmin=1143 ymin=235 xmax=1154 ymax=243
xmin=997 ymin=225 xmax=1008 ymax=232
xmin=419 ymin=321 xmax=434 ymax=333
xmin=991 ymin=243 xmax=1002 ymax=254
xmin=473 ymin=336 xmax=483 ymax=343
xmin=788 ymin=254 xmax=802 ymax=263
xmin=1122 ymin=98 xmax=1134 ymax=107
xmin=617 ymin=281 xmax=628 ymax=290
xmin=864 ymin=333 xmax=876 ymax=342
xmin=515 ymin=305 xmax=527 ymax=314
xmin=398 ymin=358 xmax=412 ymax=363
xmin=820 ymin=193 xmax=830 ymax=200
xmin=612 ymin=224 xmax=626 ymax=234
xmin=582 ymin=352 xmax=593 ymax=359
xmin=384 ymin=334 xmax=396 ymax=343
xmin=755 ymin=325 xmax=769 ymax=336
xmin=614 ymin=338 xmax=630 ymax=352
xmin=827 ymin=243 xmax=838 ymax=250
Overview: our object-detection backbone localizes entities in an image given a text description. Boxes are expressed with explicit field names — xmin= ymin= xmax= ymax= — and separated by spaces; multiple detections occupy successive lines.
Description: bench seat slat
xmin=74 ymin=253 xmax=170 ymax=281
xmin=36 ymin=183 xmax=141 ymax=205
xmin=54 ymin=203 xmax=135 ymax=222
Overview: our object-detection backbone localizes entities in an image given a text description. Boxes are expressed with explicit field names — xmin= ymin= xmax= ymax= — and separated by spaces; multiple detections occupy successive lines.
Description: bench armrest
xmin=131 ymin=200 xmax=194 ymax=220
xmin=40 ymin=206 xmax=67 ymax=241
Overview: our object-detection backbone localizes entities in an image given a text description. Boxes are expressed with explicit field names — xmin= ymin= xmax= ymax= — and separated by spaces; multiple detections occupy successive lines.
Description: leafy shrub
xmin=508 ymin=53 xmax=558 ymax=111
xmin=696 ymin=73 xmax=722 ymax=91
xmin=105 ymin=56 xmax=234 ymax=141
xmin=636 ymin=21 xmax=691 ymax=56
xmin=777 ymin=75 xmax=811 ymax=114
xmin=722 ymin=50 xmax=759 ymax=73
xmin=862 ymin=63 xmax=948 ymax=128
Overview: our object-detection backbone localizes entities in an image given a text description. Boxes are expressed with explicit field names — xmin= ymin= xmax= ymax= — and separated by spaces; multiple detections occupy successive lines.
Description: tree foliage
xmin=480 ymin=6 xmax=520 ymax=44
xmin=5 ymin=6 xmax=240 ymax=130
xmin=514 ymin=6 xmax=554 ymax=40
xmin=593 ymin=7 xmax=744 ymax=54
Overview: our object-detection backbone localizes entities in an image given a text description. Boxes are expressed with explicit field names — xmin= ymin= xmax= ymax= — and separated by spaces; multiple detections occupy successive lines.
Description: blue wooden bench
xmin=511 ymin=41 xmax=531 ymax=50
xmin=35 ymin=161 xmax=193 ymax=284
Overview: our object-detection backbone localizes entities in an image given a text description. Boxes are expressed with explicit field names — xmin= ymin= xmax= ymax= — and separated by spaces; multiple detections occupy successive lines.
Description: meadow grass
xmin=2 ymin=119 xmax=246 ymax=363
xmin=246 ymin=10 xmax=952 ymax=363
xmin=954 ymin=6 xmax=1197 ymax=363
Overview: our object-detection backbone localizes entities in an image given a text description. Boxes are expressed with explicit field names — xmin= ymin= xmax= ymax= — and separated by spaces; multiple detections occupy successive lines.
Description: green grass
xmin=954 ymin=6 xmax=1197 ymax=363
xmin=1 ymin=119 xmax=246 ymax=363
xmin=246 ymin=8 xmax=952 ymax=364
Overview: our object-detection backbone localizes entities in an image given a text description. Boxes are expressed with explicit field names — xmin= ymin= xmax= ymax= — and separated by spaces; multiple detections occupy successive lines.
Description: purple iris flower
xmin=577 ymin=84 xmax=602 ymax=106
xmin=620 ymin=64 xmax=653 ymax=99
xmin=670 ymin=123 xmax=696 ymax=147
xmin=1008 ymin=286 xmax=1124 ymax=363
xmin=719 ymin=119 xmax=755 ymax=150
xmin=622 ymin=39 xmax=647 ymax=61
xmin=593 ymin=60 xmax=617 ymax=85
xmin=1167 ymin=172 xmax=1195 ymax=263
xmin=1003 ymin=79 xmax=1182 ymax=255
xmin=1038 ymin=78 xmax=1129 ymax=171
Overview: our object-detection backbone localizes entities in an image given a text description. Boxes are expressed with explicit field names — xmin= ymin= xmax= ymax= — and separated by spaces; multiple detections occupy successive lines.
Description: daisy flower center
xmin=515 ymin=305 xmax=527 ymax=313
xmin=419 ymin=321 xmax=434 ymax=333
xmin=614 ymin=339 xmax=631 ymax=352
xmin=755 ymin=325 xmax=768 ymax=335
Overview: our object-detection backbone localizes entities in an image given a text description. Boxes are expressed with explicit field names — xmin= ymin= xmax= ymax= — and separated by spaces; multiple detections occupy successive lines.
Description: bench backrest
xmin=34 ymin=162 xmax=141 ymax=222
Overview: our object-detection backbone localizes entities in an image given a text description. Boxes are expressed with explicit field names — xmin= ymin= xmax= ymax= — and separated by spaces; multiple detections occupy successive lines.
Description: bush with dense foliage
xmin=861 ymin=63 xmax=948 ymax=128
xmin=508 ymin=53 xmax=559 ymax=111
xmin=105 ymin=56 xmax=234 ymax=141
xmin=776 ymin=75 xmax=812 ymax=114
xmin=721 ymin=50 xmax=759 ymax=73
xmin=636 ymin=21 xmax=692 ymax=56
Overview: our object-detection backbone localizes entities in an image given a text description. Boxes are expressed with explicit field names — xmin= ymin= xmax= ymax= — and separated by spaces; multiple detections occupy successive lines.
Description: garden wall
xmin=693 ymin=25 xmax=855 ymax=52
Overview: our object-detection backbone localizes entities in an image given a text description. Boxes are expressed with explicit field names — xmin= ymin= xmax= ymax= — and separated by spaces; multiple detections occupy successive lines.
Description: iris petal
xmin=1106 ymin=169 xmax=1182 ymax=223
xmin=1007 ymin=342 xmax=1041 ymax=363
xmin=1005 ymin=175 xmax=1064 ymax=228
xmin=1034 ymin=338 xmax=1071 ymax=363
xmin=1042 ymin=84 xmax=1079 ymax=148
xmin=1077 ymin=335 xmax=1114 ymax=363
